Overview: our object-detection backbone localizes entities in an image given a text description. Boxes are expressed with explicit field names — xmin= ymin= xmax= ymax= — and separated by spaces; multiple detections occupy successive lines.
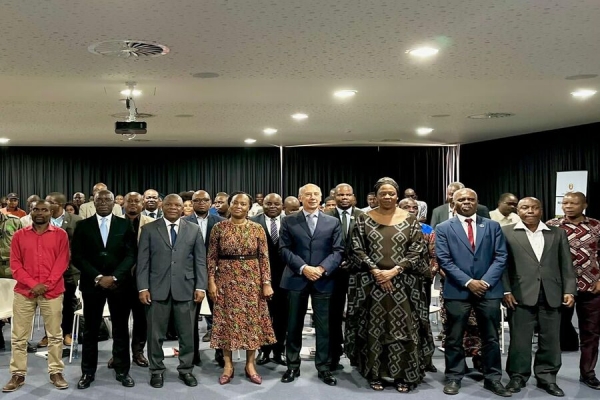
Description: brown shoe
xmin=63 ymin=334 xmax=72 ymax=346
xmin=50 ymin=373 xmax=69 ymax=390
xmin=2 ymin=375 xmax=25 ymax=392
xmin=37 ymin=336 xmax=49 ymax=348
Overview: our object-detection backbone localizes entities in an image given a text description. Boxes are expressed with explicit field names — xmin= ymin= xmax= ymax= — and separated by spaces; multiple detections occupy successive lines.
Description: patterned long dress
xmin=345 ymin=212 xmax=434 ymax=385
xmin=208 ymin=220 xmax=276 ymax=350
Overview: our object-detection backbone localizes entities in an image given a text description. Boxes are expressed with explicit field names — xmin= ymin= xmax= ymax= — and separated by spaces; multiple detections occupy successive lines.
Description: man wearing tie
xmin=435 ymin=188 xmax=510 ymax=397
xmin=141 ymin=189 xmax=162 ymax=219
xmin=71 ymin=190 xmax=137 ymax=389
xmin=279 ymin=183 xmax=344 ymax=386
xmin=251 ymin=193 xmax=288 ymax=366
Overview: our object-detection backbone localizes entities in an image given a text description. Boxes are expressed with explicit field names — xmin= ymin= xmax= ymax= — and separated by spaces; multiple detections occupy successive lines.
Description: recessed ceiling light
xmin=406 ymin=47 xmax=439 ymax=57
xmin=120 ymin=89 xmax=141 ymax=96
xmin=263 ymin=128 xmax=278 ymax=135
xmin=0 ymin=138 xmax=10 ymax=144
xmin=291 ymin=113 xmax=308 ymax=120
xmin=244 ymin=138 xmax=257 ymax=144
xmin=191 ymin=72 xmax=220 ymax=78
xmin=416 ymin=127 xmax=434 ymax=135
xmin=467 ymin=112 xmax=515 ymax=119
xmin=565 ymin=74 xmax=598 ymax=80
xmin=571 ymin=89 xmax=597 ymax=99
xmin=334 ymin=90 xmax=357 ymax=98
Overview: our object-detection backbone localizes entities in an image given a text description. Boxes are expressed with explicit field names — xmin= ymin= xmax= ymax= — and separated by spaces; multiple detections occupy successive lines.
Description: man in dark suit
xmin=502 ymin=197 xmax=576 ymax=397
xmin=71 ymin=190 xmax=137 ymax=389
xmin=431 ymin=182 xmax=490 ymax=228
xmin=435 ymin=188 xmax=510 ymax=397
xmin=324 ymin=183 xmax=363 ymax=370
xmin=183 ymin=189 xmax=225 ymax=367
xmin=137 ymin=194 xmax=207 ymax=388
xmin=251 ymin=193 xmax=288 ymax=366
xmin=279 ymin=183 xmax=344 ymax=386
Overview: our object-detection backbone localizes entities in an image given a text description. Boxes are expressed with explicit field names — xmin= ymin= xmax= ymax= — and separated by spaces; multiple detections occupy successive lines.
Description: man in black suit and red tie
xmin=71 ymin=190 xmax=137 ymax=389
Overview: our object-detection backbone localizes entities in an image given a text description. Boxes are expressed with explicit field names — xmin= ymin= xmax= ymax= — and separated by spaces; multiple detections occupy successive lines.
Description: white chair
xmin=0 ymin=279 xmax=17 ymax=320
xmin=69 ymin=285 xmax=111 ymax=363
xmin=429 ymin=283 xmax=442 ymax=326
xmin=500 ymin=305 xmax=509 ymax=354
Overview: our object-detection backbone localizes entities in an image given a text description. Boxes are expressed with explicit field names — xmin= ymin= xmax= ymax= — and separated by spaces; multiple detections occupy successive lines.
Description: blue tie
xmin=100 ymin=217 xmax=108 ymax=247
xmin=170 ymin=223 xmax=177 ymax=246
xmin=307 ymin=214 xmax=317 ymax=235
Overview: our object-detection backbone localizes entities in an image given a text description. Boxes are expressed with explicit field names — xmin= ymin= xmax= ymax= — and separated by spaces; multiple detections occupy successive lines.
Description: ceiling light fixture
xmin=407 ymin=47 xmax=439 ymax=57
xmin=263 ymin=128 xmax=278 ymax=135
xmin=565 ymin=74 xmax=598 ymax=80
xmin=244 ymin=138 xmax=257 ymax=144
xmin=0 ymin=138 xmax=10 ymax=144
xmin=571 ymin=89 xmax=597 ymax=99
xmin=334 ymin=90 xmax=357 ymax=98
xmin=416 ymin=127 xmax=434 ymax=135
xmin=120 ymin=89 xmax=142 ymax=96
xmin=291 ymin=113 xmax=308 ymax=120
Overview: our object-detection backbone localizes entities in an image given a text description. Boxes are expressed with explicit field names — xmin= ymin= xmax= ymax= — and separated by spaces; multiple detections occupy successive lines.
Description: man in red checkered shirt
xmin=547 ymin=192 xmax=600 ymax=390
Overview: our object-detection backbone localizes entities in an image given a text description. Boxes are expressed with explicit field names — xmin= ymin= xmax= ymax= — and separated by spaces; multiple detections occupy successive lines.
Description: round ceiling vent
xmin=88 ymin=40 xmax=170 ymax=58
xmin=467 ymin=112 xmax=515 ymax=119
xmin=111 ymin=112 xmax=154 ymax=119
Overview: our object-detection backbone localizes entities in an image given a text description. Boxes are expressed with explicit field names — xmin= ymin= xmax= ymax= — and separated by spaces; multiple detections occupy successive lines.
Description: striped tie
xmin=270 ymin=218 xmax=279 ymax=243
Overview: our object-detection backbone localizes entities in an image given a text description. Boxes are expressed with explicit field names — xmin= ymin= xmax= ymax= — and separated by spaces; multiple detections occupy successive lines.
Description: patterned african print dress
xmin=208 ymin=220 xmax=276 ymax=350
xmin=345 ymin=212 xmax=434 ymax=385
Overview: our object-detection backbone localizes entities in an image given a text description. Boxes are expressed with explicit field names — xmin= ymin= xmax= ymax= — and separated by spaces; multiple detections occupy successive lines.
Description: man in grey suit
xmin=502 ymin=197 xmax=576 ymax=397
xmin=137 ymin=194 xmax=207 ymax=388
xmin=431 ymin=182 xmax=490 ymax=228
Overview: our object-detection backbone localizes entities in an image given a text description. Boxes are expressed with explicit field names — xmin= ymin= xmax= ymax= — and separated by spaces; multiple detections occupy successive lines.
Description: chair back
xmin=0 ymin=279 xmax=17 ymax=319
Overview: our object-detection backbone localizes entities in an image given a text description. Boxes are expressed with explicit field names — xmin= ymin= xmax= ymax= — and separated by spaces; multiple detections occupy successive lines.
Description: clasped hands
xmin=30 ymin=283 xmax=48 ymax=297
xmin=467 ymin=279 xmax=488 ymax=297
xmin=371 ymin=268 xmax=401 ymax=293
xmin=139 ymin=289 xmax=205 ymax=305
xmin=503 ymin=293 xmax=574 ymax=309
xmin=302 ymin=265 xmax=326 ymax=282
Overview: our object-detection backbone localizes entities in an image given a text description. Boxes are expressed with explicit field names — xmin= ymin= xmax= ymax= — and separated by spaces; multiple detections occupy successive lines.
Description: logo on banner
xmin=568 ymin=183 xmax=574 ymax=191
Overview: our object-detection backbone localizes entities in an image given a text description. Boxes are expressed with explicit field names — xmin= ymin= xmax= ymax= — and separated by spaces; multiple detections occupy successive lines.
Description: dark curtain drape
xmin=460 ymin=122 xmax=600 ymax=220
xmin=282 ymin=146 xmax=447 ymax=213
xmin=0 ymin=147 xmax=281 ymax=200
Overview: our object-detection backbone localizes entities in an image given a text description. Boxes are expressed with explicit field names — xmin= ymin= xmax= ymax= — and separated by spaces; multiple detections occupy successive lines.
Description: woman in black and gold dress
xmin=346 ymin=177 xmax=434 ymax=392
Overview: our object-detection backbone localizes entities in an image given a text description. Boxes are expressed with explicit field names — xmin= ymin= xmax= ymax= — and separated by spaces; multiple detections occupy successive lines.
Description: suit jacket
xmin=61 ymin=212 xmax=83 ymax=282
xmin=435 ymin=215 xmax=507 ymax=300
xmin=142 ymin=209 xmax=163 ymax=219
xmin=136 ymin=218 xmax=207 ymax=302
xmin=430 ymin=203 xmax=491 ymax=228
xmin=279 ymin=211 xmax=344 ymax=293
xmin=250 ymin=214 xmax=285 ymax=288
xmin=79 ymin=202 xmax=123 ymax=219
xmin=501 ymin=224 xmax=576 ymax=308
xmin=325 ymin=207 xmax=364 ymax=271
xmin=71 ymin=214 xmax=137 ymax=293
xmin=183 ymin=213 xmax=225 ymax=249
xmin=118 ymin=214 xmax=154 ymax=242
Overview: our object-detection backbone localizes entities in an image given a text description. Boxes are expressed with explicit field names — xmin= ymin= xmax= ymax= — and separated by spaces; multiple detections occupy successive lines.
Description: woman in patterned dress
xmin=346 ymin=177 xmax=434 ymax=392
xmin=207 ymin=192 xmax=276 ymax=385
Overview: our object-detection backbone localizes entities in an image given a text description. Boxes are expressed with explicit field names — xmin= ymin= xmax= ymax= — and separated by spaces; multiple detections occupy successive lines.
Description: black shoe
xmin=26 ymin=343 xmax=36 ymax=353
xmin=318 ymin=370 xmax=337 ymax=386
xmin=281 ymin=369 xmax=300 ymax=383
xmin=506 ymin=377 xmax=526 ymax=393
xmin=272 ymin=353 xmax=287 ymax=366
xmin=107 ymin=358 xmax=114 ymax=369
xmin=580 ymin=376 xmax=600 ymax=390
xmin=132 ymin=353 xmax=149 ymax=367
xmin=443 ymin=380 xmax=461 ymax=395
xmin=77 ymin=374 xmax=95 ymax=389
xmin=178 ymin=373 xmax=198 ymax=387
xmin=215 ymin=349 xmax=225 ymax=368
xmin=484 ymin=380 xmax=512 ymax=397
xmin=330 ymin=362 xmax=344 ymax=371
xmin=537 ymin=382 xmax=565 ymax=397
xmin=150 ymin=373 xmax=164 ymax=388
xmin=256 ymin=352 xmax=271 ymax=365
xmin=116 ymin=373 xmax=135 ymax=387
xmin=202 ymin=330 xmax=211 ymax=342
xmin=425 ymin=363 xmax=437 ymax=373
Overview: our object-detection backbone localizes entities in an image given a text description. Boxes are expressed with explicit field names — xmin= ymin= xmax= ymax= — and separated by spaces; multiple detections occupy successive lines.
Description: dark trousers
xmin=61 ymin=280 xmax=78 ymax=335
xmin=506 ymin=298 xmax=561 ymax=384
xmin=81 ymin=289 xmax=131 ymax=375
xmin=560 ymin=302 xmax=579 ymax=351
xmin=576 ymin=291 xmax=600 ymax=379
xmin=286 ymin=287 xmax=331 ymax=372
xmin=261 ymin=286 xmax=288 ymax=355
xmin=444 ymin=297 xmax=502 ymax=382
xmin=329 ymin=270 xmax=348 ymax=364
xmin=146 ymin=295 xmax=196 ymax=375
xmin=130 ymin=286 xmax=147 ymax=356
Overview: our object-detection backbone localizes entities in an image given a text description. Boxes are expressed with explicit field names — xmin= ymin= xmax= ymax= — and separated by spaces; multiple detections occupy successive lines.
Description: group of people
xmin=0 ymin=179 xmax=598 ymax=397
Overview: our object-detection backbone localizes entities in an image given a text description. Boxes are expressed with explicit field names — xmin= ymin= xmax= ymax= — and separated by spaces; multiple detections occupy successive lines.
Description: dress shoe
xmin=202 ymin=330 xmax=212 ymax=342
xmin=484 ymin=380 xmax=512 ymax=397
xmin=116 ymin=373 xmax=135 ymax=387
xmin=425 ymin=363 xmax=437 ymax=373
xmin=26 ymin=343 xmax=36 ymax=353
xmin=581 ymin=376 xmax=600 ymax=390
xmin=2 ymin=375 xmax=25 ymax=392
xmin=150 ymin=373 xmax=164 ymax=388
xmin=107 ymin=358 xmax=114 ymax=369
xmin=37 ymin=336 xmax=49 ymax=348
xmin=506 ymin=376 xmax=526 ymax=393
xmin=256 ymin=352 xmax=271 ymax=365
xmin=443 ymin=380 xmax=461 ymax=395
xmin=281 ymin=368 xmax=300 ymax=383
xmin=215 ymin=349 xmax=225 ymax=368
xmin=63 ymin=334 xmax=73 ymax=346
xmin=178 ymin=373 xmax=198 ymax=387
xmin=537 ymin=382 xmax=565 ymax=397
xmin=50 ymin=373 xmax=69 ymax=390
xmin=318 ymin=370 xmax=337 ymax=386
xmin=272 ymin=353 xmax=287 ymax=366
xmin=166 ymin=332 xmax=178 ymax=341
xmin=330 ymin=362 xmax=344 ymax=371
xmin=219 ymin=368 xmax=235 ymax=385
xmin=245 ymin=367 xmax=262 ymax=384
xmin=132 ymin=353 xmax=149 ymax=367
xmin=77 ymin=374 xmax=95 ymax=389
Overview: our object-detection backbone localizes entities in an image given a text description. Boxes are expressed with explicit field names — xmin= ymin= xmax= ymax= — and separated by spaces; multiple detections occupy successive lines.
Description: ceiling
xmin=0 ymin=0 xmax=599 ymax=147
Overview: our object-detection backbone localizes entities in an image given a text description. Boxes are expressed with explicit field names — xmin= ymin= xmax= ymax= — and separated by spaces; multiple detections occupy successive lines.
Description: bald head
xmin=283 ymin=196 xmax=301 ymax=215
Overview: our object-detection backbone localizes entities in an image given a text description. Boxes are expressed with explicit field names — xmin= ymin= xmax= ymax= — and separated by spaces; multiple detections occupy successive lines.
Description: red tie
xmin=465 ymin=218 xmax=475 ymax=250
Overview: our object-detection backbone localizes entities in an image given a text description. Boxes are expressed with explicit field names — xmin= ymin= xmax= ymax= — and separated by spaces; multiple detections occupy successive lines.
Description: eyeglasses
xmin=192 ymin=199 xmax=210 ymax=203
xmin=503 ymin=202 xmax=518 ymax=207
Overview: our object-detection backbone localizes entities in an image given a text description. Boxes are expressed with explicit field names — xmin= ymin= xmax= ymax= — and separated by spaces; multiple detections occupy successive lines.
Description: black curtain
xmin=282 ymin=146 xmax=447 ymax=213
xmin=0 ymin=147 xmax=281 ymax=200
xmin=460 ymin=122 xmax=600 ymax=220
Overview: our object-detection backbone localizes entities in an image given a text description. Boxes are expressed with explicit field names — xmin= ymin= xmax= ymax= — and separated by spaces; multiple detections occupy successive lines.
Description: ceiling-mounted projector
xmin=115 ymin=121 xmax=147 ymax=135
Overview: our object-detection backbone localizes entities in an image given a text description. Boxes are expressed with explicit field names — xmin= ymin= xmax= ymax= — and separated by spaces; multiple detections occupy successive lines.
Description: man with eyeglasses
xmin=490 ymin=193 xmax=521 ymax=226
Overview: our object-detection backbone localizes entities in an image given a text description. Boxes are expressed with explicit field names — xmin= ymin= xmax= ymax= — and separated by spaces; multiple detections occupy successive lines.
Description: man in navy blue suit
xmin=435 ymin=188 xmax=510 ymax=397
xmin=279 ymin=183 xmax=344 ymax=386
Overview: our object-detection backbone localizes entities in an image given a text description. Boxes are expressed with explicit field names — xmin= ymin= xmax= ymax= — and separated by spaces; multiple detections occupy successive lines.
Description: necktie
xmin=465 ymin=218 xmax=475 ymax=250
xmin=149 ymin=212 xmax=156 ymax=219
xmin=100 ymin=217 xmax=108 ymax=247
xmin=270 ymin=218 xmax=279 ymax=243
xmin=307 ymin=214 xmax=317 ymax=235
xmin=341 ymin=211 xmax=348 ymax=240
xmin=170 ymin=223 xmax=177 ymax=246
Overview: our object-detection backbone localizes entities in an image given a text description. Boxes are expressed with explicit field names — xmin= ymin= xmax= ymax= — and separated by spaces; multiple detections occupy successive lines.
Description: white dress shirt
xmin=163 ymin=217 xmax=180 ymax=245
xmin=195 ymin=214 xmax=208 ymax=242
xmin=489 ymin=209 xmax=521 ymax=226
xmin=96 ymin=213 xmax=112 ymax=232
xmin=335 ymin=206 xmax=353 ymax=236
xmin=513 ymin=220 xmax=550 ymax=262
xmin=264 ymin=215 xmax=281 ymax=237
xmin=456 ymin=213 xmax=477 ymax=244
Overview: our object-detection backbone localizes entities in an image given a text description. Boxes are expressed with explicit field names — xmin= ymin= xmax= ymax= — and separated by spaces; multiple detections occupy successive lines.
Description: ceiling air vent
xmin=467 ymin=112 xmax=515 ymax=119
xmin=88 ymin=40 xmax=170 ymax=58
